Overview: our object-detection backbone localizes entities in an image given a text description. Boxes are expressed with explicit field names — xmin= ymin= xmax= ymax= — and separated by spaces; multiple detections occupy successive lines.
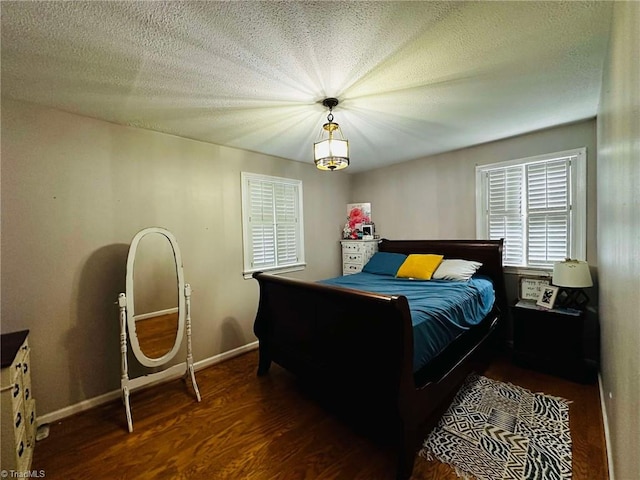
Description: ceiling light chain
xmin=326 ymin=105 xmax=334 ymax=123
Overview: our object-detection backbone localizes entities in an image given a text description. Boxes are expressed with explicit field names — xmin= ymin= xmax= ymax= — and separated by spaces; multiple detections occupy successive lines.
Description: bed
xmin=252 ymin=239 xmax=507 ymax=479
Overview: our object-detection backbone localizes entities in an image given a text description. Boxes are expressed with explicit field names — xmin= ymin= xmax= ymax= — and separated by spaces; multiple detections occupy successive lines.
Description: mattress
xmin=319 ymin=272 xmax=495 ymax=372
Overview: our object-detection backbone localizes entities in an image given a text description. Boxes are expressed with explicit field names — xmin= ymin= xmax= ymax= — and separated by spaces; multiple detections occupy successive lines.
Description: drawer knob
xmin=13 ymin=384 xmax=20 ymax=398
xmin=15 ymin=411 xmax=22 ymax=428
xmin=18 ymin=440 xmax=24 ymax=457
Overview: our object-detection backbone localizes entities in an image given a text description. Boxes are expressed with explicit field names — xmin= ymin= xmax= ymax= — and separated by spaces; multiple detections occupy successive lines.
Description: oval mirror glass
xmin=126 ymin=228 xmax=185 ymax=368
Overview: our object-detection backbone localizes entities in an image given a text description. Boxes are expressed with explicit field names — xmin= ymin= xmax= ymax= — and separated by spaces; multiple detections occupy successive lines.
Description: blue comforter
xmin=319 ymin=273 xmax=495 ymax=372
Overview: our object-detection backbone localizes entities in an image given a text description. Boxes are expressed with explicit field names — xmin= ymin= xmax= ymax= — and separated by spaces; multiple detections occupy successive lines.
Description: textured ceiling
xmin=1 ymin=1 xmax=612 ymax=173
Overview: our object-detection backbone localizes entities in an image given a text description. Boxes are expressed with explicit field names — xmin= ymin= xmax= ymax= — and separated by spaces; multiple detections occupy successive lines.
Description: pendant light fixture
xmin=313 ymin=98 xmax=349 ymax=171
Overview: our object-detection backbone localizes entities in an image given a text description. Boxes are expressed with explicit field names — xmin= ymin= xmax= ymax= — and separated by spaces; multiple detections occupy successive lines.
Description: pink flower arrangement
xmin=343 ymin=207 xmax=371 ymax=239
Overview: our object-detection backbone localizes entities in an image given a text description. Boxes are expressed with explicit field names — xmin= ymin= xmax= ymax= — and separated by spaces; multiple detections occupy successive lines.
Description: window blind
xmin=479 ymin=151 xmax=581 ymax=269
xmin=488 ymin=167 xmax=524 ymax=266
xmin=526 ymin=158 xmax=570 ymax=266
xmin=241 ymin=173 xmax=304 ymax=275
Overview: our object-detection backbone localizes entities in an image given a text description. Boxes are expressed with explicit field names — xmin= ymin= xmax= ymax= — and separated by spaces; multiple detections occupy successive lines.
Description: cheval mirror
xmin=117 ymin=227 xmax=201 ymax=432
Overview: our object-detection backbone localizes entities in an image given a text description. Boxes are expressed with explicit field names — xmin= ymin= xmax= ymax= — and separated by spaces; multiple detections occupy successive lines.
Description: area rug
xmin=420 ymin=374 xmax=572 ymax=480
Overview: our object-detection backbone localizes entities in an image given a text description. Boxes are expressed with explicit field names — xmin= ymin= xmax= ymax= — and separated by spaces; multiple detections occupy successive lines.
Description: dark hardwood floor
xmin=135 ymin=312 xmax=179 ymax=359
xmin=33 ymin=350 xmax=608 ymax=479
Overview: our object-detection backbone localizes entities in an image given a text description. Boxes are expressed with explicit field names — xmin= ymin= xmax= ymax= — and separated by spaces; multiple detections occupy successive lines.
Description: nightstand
xmin=511 ymin=301 xmax=597 ymax=383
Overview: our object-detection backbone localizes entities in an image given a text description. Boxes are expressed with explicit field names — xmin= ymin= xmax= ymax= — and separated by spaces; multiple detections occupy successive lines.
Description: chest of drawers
xmin=1 ymin=330 xmax=36 ymax=472
xmin=340 ymin=240 xmax=378 ymax=275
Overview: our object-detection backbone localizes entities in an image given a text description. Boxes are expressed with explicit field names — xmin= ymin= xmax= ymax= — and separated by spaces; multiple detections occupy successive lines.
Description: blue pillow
xmin=362 ymin=252 xmax=408 ymax=276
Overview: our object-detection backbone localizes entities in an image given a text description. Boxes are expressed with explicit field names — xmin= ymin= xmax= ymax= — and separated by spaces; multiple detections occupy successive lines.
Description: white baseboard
xmin=598 ymin=373 xmax=615 ymax=480
xmin=134 ymin=307 xmax=179 ymax=322
xmin=36 ymin=341 xmax=259 ymax=426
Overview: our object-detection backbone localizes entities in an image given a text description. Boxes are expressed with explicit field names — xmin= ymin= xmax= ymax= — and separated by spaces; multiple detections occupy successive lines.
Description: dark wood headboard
xmin=378 ymin=238 xmax=507 ymax=317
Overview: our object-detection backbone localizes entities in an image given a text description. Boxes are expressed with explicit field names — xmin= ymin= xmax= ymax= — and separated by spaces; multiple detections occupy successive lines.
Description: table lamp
xmin=552 ymin=259 xmax=593 ymax=310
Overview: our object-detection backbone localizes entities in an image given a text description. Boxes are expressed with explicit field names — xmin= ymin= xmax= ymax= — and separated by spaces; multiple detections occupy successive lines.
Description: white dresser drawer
xmin=12 ymin=394 xmax=25 ymax=432
xmin=342 ymin=242 xmax=363 ymax=253
xmin=7 ymin=380 xmax=23 ymax=416
xmin=26 ymin=398 xmax=37 ymax=446
xmin=15 ymin=425 xmax=32 ymax=473
xmin=9 ymin=357 xmax=22 ymax=388
xmin=20 ymin=351 xmax=33 ymax=403
xmin=343 ymin=253 xmax=363 ymax=264
xmin=343 ymin=263 xmax=363 ymax=275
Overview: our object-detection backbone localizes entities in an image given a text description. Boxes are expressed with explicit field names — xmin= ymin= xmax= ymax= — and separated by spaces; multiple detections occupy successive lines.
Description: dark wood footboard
xmin=252 ymin=239 xmax=505 ymax=479
xmin=253 ymin=274 xmax=416 ymax=410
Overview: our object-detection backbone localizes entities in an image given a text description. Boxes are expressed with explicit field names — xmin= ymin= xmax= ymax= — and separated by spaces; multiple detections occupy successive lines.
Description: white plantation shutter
xmin=241 ymin=173 xmax=305 ymax=276
xmin=274 ymin=183 xmax=298 ymax=265
xmin=476 ymin=148 xmax=586 ymax=270
xmin=488 ymin=167 xmax=524 ymax=266
xmin=526 ymin=159 xmax=570 ymax=266
xmin=249 ymin=180 xmax=276 ymax=268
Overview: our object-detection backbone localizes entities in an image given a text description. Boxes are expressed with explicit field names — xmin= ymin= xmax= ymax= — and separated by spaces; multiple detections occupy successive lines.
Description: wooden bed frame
xmin=252 ymin=239 xmax=507 ymax=479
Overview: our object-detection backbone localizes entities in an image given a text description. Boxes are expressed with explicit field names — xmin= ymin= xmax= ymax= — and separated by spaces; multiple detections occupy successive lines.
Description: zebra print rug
xmin=420 ymin=374 xmax=572 ymax=480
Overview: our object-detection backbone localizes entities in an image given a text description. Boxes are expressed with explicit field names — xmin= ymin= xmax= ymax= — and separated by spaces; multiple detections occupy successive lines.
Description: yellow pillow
xmin=396 ymin=254 xmax=444 ymax=280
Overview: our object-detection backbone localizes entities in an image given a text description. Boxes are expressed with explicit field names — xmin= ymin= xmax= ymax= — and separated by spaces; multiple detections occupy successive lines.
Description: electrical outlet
xmin=36 ymin=423 xmax=50 ymax=441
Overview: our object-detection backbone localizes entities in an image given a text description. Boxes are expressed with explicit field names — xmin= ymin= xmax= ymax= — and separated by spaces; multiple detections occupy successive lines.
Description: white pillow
xmin=432 ymin=259 xmax=483 ymax=281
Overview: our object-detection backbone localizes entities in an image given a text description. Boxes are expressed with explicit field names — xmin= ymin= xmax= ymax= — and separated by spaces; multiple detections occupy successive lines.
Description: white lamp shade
xmin=552 ymin=260 xmax=593 ymax=288
xmin=314 ymin=138 xmax=348 ymax=159
xmin=313 ymin=138 xmax=349 ymax=171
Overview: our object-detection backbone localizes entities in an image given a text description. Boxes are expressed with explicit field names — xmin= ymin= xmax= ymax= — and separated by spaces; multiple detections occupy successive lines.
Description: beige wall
xmin=1 ymin=99 xmax=350 ymax=416
xmin=350 ymin=119 xmax=599 ymax=314
xmin=597 ymin=1 xmax=640 ymax=479
xmin=350 ymin=120 xmax=597 ymax=261
xmin=132 ymin=231 xmax=181 ymax=315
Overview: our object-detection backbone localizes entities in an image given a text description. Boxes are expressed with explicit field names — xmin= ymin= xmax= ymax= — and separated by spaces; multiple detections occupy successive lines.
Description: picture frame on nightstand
xmin=536 ymin=285 xmax=559 ymax=309
xmin=519 ymin=276 xmax=550 ymax=301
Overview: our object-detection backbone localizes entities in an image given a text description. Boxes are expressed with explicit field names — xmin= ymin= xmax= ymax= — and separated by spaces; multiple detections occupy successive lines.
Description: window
xmin=476 ymin=148 xmax=586 ymax=271
xmin=241 ymin=172 xmax=305 ymax=278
